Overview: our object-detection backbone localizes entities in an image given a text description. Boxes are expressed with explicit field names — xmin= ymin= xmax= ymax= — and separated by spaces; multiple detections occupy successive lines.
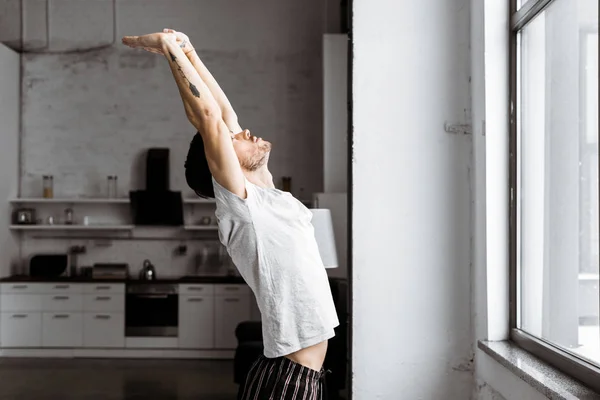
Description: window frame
xmin=508 ymin=0 xmax=600 ymax=392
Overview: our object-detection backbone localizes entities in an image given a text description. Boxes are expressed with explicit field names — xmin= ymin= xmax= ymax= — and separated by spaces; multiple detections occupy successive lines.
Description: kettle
xmin=139 ymin=259 xmax=156 ymax=281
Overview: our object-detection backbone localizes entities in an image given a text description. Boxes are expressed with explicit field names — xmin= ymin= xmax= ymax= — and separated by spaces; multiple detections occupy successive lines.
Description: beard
xmin=240 ymin=141 xmax=272 ymax=172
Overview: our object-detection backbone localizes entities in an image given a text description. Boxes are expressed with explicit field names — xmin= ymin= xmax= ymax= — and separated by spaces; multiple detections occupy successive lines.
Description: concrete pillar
xmin=352 ymin=0 xmax=472 ymax=397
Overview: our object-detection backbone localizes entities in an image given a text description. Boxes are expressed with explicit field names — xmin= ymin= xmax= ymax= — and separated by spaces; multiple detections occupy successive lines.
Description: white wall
xmin=11 ymin=0 xmax=328 ymax=274
xmin=21 ymin=0 xmax=326 ymax=198
xmin=352 ymin=0 xmax=473 ymax=398
xmin=0 ymin=43 xmax=21 ymax=276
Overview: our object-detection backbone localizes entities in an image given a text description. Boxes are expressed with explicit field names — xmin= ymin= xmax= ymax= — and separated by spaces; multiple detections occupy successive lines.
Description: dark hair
xmin=185 ymin=132 xmax=215 ymax=198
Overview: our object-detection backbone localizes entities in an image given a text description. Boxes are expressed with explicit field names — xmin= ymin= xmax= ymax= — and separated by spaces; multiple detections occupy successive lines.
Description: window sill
xmin=478 ymin=340 xmax=600 ymax=400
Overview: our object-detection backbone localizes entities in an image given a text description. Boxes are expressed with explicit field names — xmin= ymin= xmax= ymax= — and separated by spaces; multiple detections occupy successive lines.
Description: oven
xmin=125 ymin=283 xmax=178 ymax=337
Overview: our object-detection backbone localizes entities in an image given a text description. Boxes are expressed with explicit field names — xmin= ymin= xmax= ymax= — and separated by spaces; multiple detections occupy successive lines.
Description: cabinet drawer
xmin=0 ymin=294 xmax=41 ymax=312
xmin=39 ymin=283 xmax=83 ymax=294
xmin=83 ymin=312 xmax=124 ymax=348
xmin=1 ymin=312 xmax=42 ymax=347
xmin=84 ymin=294 xmax=124 ymax=312
xmin=83 ymin=284 xmax=124 ymax=294
xmin=215 ymin=285 xmax=250 ymax=296
xmin=179 ymin=284 xmax=214 ymax=295
xmin=42 ymin=294 xmax=83 ymax=312
xmin=214 ymin=295 xmax=251 ymax=349
xmin=1 ymin=283 xmax=44 ymax=294
xmin=178 ymin=295 xmax=215 ymax=349
xmin=42 ymin=312 xmax=83 ymax=347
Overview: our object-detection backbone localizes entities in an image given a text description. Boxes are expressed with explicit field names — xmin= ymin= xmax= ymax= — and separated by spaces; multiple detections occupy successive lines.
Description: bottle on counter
xmin=64 ymin=208 xmax=74 ymax=225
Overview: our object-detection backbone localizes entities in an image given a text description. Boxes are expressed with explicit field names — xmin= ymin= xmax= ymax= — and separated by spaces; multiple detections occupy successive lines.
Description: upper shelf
xmin=9 ymin=198 xmax=129 ymax=204
xmin=9 ymin=198 xmax=216 ymax=205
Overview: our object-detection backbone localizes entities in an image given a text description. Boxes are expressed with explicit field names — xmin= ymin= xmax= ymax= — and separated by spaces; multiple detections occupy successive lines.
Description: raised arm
xmin=163 ymin=29 xmax=242 ymax=134
xmin=122 ymin=32 xmax=246 ymax=198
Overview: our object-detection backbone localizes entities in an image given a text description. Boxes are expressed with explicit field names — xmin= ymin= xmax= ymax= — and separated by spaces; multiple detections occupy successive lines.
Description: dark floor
xmin=0 ymin=358 xmax=239 ymax=400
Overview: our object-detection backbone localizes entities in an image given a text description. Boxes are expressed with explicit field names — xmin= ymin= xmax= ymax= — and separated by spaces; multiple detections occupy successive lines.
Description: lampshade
xmin=310 ymin=209 xmax=338 ymax=269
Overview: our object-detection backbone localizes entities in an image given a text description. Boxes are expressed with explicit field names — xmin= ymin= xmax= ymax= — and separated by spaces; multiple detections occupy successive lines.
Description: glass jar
xmin=42 ymin=175 xmax=54 ymax=199
xmin=106 ymin=175 xmax=118 ymax=198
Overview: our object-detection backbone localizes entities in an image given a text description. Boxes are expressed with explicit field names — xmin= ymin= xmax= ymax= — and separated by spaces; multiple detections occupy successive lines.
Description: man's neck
xmin=244 ymin=166 xmax=275 ymax=189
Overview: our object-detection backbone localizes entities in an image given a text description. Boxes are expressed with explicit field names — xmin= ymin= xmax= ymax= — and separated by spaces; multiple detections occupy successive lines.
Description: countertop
xmin=0 ymin=275 xmax=247 ymax=284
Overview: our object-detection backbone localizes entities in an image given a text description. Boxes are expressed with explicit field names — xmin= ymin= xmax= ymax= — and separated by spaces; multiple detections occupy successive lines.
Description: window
xmin=510 ymin=0 xmax=599 ymax=391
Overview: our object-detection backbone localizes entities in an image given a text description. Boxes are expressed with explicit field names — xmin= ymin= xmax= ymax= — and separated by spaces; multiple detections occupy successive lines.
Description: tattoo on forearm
xmin=168 ymin=50 xmax=201 ymax=98
xmin=189 ymin=83 xmax=200 ymax=97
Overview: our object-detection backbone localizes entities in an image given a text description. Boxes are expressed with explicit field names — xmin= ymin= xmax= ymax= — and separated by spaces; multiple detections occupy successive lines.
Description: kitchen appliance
xmin=92 ymin=263 xmax=129 ymax=280
xmin=129 ymin=148 xmax=184 ymax=226
xmin=29 ymin=254 xmax=69 ymax=278
xmin=14 ymin=208 xmax=36 ymax=225
xmin=125 ymin=283 xmax=178 ymax=337
xmin=146 ymin=148 xmax=169 ymax=192
xmin=129 ymin=191 xmax=183 ymax=226
xmin=139 ymin=259 xmax=156 ymax=281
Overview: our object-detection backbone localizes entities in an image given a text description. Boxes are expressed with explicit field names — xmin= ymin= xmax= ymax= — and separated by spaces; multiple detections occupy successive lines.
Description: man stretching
xmin=123 ymin=30 xmax=339 ymax=400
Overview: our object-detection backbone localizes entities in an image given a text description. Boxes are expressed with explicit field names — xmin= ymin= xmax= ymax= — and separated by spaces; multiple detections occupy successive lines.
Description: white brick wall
xmin=18 ymin=0 xmax=327 ymax=270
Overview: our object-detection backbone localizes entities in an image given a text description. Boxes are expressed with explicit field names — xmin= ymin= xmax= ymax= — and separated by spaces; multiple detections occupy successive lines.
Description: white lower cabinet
xmin=83 ymin=312 xmax=125 ymax=348
xmin=0 ymin=282 xmax=252 ymax=353
xmin=42 ymin=312 xmax=83 ymax=347
xmin=215 ymin=294 xmax=251 ymax=349
xmin=1 ymin=312 xmax=42 ymax=347
xmin=178 ymin=295 xmax=215 ymax=349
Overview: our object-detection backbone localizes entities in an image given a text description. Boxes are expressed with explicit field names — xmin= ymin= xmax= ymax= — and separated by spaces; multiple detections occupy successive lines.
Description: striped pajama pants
xmin=237 ymin=355 xmax=328 ymax=400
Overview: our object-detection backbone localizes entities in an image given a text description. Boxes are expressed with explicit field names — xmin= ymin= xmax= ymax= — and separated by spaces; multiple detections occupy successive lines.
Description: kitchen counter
xmin=0 ymin=275 xmax=246 ymax=284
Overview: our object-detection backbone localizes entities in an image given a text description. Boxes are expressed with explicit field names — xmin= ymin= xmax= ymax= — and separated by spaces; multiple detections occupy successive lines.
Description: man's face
xmin=232 ymin=129 xmax=272 ymax=171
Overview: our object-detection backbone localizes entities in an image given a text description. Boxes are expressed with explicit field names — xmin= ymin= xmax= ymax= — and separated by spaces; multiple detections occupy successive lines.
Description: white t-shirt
xmin=212 ymin=177 xmax=339 ymax=358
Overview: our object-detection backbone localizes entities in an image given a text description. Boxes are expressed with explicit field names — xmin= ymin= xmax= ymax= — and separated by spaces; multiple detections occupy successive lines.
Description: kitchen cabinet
xmin=83 ymin=294 xmax=124 ymax=312
xmin=0 ymin=282 xmax=252 ymax=355
xmin=0 ymin=312 xmax=42 ymax=347
xmin=178 ymin=295 xmax=214 ymax=349
xmin=42 ymin=294 xmax=83 ymax=312
xmin=0 ymin=294 xmax=41 ymax=311
xmin=82 ymin=287 xmax=125 ymax=347
xmin=83 ymin=313 xmax=125 ymax=348
xmin=215 ymin=294 xmax=251 ymax=349
xmin=0 ymin=283 xmax=125 ymax=350
xmin=42 ymin=312 xmax=83 ymax=347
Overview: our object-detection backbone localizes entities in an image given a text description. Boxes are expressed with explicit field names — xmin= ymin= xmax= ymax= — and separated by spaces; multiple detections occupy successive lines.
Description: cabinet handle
xmin=95 ymin=296 xmax=111 ymax=301
xmin=11 ymin=314 xmax=27 ymax=319
xmin=225 ymin=298 xmax=240 ymax=302
xmin=53 ymin=296 xmax=69 ymax=300
xmin=54 ymin=284 xmax=69 ymax=289
xmin=224 ymin=287 xmax=240 ymax=291
xmin=95 ymin=286 xmax=111 ymax=290
xmin=94 ymin=315 xmax=111 ymax=320
xmin=12 ymin=285 xmax=27 ymax=289
xmin=187 ymin=298 xmax=204 ymax=302
xmin=188 ymin=287 xmax=204 ymax=291
xmin=53 ymin=314 xmax=70 ymax=319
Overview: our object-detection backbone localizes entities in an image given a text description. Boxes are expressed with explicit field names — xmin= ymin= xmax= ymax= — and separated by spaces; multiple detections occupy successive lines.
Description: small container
xmin=64 ymin=208 xmax=74 ymax=225
xmin=42 ymin=175 xmax=54 ymax=199
xmin=46 ymin=216 xmax=55 ymax=225
xmin=106 ymin=176 xmax=118 ymax=198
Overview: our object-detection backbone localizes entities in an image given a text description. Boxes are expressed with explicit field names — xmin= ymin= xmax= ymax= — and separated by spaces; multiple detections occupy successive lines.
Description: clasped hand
xmin=122 ymin=29 xmax=194 ymax=55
